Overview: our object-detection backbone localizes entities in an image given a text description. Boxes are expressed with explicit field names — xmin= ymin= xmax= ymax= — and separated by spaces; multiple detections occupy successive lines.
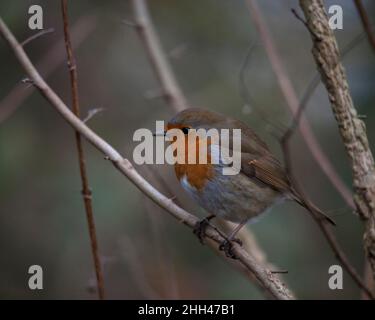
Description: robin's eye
xmin=181 ymin=127 xmax=190 ymax=134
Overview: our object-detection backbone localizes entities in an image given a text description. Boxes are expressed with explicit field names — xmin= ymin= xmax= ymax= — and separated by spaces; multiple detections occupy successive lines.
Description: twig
xmin=299 ymin=0 xmax=375 ymax=299
xmin=21 ymin=28 xmax=54 ymax=46
xmin=291 ymin=8 xmax=321 ymax=42
xmin=245 ymin=0 xmax=373 ymax=299
xmin=353 ymin=0 xmax=375 ymax=53
xmin=61 ymin=0 xmax=105 ymax=300
xmin=130 ymin=0 xmax=187 ymax=112
xmin=245 ymin=0 xmax=351 ymax=210
xmin=83 ymin=107 xmax=105 ymax=123
xmin=0 ymin=14 xmax=96 ymax=124
xmin=0 ymin=15 xmax=294 ymax=300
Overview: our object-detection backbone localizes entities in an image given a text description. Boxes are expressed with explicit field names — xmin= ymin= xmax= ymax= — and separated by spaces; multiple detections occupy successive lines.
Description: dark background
xmin=0 ymin=0 xmax=374 ymax=299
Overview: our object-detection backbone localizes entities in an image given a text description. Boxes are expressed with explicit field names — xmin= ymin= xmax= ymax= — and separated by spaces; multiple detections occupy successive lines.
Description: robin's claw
xmin=232 ymin=238 xmax=243 ymax=246
xmin=219 ymin=238 xmax=241 ymax=259
xmin=193 ymin=215 xmax=215 ymax=244
xmin=193 ymin=219 xmax=210 ymax=244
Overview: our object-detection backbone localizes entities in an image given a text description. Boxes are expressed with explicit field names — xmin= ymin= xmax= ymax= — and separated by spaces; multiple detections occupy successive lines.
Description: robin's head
xmin=166 ymin=107 xmax=268 ymax=153
xmin=165 ymin=108 xmax=228 ymax=166
xmin=166 ymin=108 xmax=227 ymax=133
xmin=166 ymin=108 xmax=243 ymax=179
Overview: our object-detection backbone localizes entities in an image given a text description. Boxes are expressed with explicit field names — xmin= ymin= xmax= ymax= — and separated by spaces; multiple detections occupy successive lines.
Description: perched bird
xmin=166 ymin=108 xmax=335 ymax=257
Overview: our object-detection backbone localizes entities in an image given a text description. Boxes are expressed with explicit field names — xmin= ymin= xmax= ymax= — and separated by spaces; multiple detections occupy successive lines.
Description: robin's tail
xmin=291 ymin=192 xmax=336 ymax=226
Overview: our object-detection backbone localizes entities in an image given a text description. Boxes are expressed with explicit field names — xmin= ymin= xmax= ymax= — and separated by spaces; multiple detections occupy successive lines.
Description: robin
xmin=166 ymin=108 xmax=335 ymax=257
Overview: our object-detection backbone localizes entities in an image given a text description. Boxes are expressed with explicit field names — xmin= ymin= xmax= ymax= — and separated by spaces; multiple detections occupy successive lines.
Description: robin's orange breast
xmin=175 ymin=162 xmax=214 ymax=191
xmin=167 ymin=124 xmax=215 ymax=190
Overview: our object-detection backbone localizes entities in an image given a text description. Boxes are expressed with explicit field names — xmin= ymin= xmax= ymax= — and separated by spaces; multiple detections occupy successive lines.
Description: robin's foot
xmin=219 ymin=238 xmax=243 ymax=259
xmin=193 ymin=216 xmax=214 ymax=244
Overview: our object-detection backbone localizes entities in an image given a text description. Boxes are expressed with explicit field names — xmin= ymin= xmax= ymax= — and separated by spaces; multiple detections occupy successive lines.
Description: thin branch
xmin=83 ymin=107 xmax=105 ymax=123
xmin=61 ymin=0 xmax=105 ymax=300
xmin=300 ymin=0 xmax=375 ymax=296
xmin=245 ymin=0 xmax=373 ymax=299
xmin=21 ymin=28 xmax=55 ymax=46
xmin=0 ymin=15 xmax=294 ymax=300
xmin=353 ymin=0 xmax=375 ymax=54
xmin=130 ymin=0 xmax=187 ymax=112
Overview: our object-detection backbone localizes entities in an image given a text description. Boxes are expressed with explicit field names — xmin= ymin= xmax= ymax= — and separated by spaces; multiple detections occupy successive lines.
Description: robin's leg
xmin=219 ymin=219 xmax=248 ymax=259
xmin=193 ymin=214 xmax=215 ymax=244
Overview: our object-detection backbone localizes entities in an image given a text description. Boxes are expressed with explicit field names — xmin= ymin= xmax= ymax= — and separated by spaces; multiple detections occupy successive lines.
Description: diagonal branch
xmin=0 ymin=15 xmax=294 ymax=300
xmin=60 ymin=0 xmax=105 ymax=299
xmin=21 ymin=28 xmax=55 ymax=47
xmin=300 ymin=0 xmax=375 ymax=297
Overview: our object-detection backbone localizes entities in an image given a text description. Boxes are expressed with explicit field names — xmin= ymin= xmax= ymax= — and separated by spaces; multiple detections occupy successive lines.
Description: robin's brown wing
xmin=234 ymin=122 xmax=292 ymax=193
xmin=241 ymin=152 xmax=292 ymax=193
xmin=213 ymin=116 xmax=292 ymax=193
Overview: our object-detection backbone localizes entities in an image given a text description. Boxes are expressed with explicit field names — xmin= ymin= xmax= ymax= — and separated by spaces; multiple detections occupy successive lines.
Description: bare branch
xmin=353 ymin=0 xmax=375 ymax=54
xmin=60 ymin=0 xmax=105 ymax=300
xmin=83 ymin=107 xmax=105 ymax=123
xmin=300 ymin=0 xmax=375 ymax=298
xmin=0 ymin=15 xmax=294 ymax=300
xmin=21 ymin=28 xmax=55 ymax=46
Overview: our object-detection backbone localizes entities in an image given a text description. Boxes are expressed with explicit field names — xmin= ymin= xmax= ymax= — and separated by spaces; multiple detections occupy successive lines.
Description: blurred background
xmin=0 ymin=0 xmax=374 ymax=299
